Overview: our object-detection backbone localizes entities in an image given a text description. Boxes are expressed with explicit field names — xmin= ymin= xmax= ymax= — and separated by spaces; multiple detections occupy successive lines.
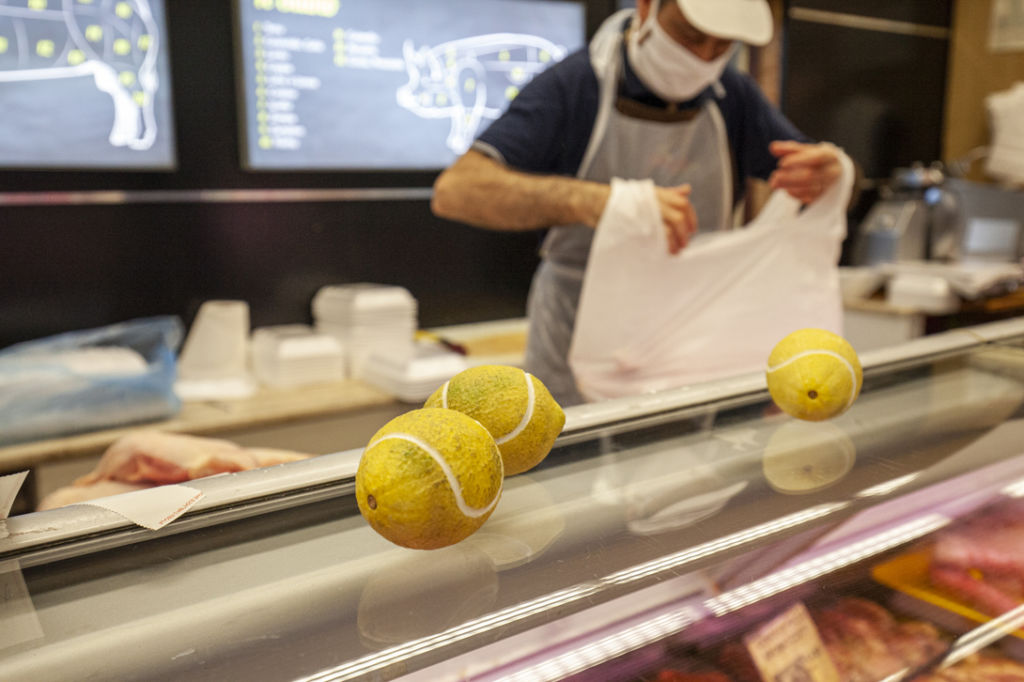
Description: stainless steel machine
xmin=853 ymin=164 xmax=1024 ymax=266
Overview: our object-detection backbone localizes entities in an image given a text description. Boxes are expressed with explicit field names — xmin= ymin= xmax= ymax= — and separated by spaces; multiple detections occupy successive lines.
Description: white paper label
xmin=990 ymin=0 xmax=1024 ymax=52
xmin=0 ymin=471 xmax=29 ymax=520
xmin=82 ymin=484 xmax=204 ymax=530
xmin=744 ymin=602 xmax=840 ymax=682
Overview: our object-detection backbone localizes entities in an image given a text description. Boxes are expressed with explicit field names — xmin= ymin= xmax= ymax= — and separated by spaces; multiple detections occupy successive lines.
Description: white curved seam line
xmin=440 ymin=380 xmax=451 ymax=408
xmin=368 ymin=433 xmax=501 ymax=518
xmin=495 ymin=371 xmax=535 ymax=445
xmin=765 ymin=350 xmax=860 ymax=410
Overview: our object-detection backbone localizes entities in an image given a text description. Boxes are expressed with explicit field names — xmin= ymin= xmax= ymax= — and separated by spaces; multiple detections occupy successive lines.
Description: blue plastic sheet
xmin=0 ymin=317 xmax=184 ymax=446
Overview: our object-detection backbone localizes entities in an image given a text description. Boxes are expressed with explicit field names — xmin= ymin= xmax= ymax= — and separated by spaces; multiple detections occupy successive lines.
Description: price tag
xmin=744 ymin=602 xmax=840 ymax=682
xmin=83 ymin=484 xmax=204 ymax=530
xmin=1 ymin=471 xmax=29 ymax=521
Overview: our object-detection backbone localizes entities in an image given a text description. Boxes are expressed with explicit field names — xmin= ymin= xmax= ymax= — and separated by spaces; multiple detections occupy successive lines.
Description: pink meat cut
xmin=36 ymin=430 xmax=310 ymax=511
xmin=76 ymin=431 xmax=310 ymax=485
xmin=929 ymin=499 xmax=1024 ymax=617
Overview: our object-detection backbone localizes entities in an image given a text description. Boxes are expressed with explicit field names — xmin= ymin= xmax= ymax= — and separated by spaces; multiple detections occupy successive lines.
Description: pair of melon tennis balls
xmin=356 ymin=329 xmax=862 ymax=551
xmin=355 ymin=364 xmax=566 ymax=550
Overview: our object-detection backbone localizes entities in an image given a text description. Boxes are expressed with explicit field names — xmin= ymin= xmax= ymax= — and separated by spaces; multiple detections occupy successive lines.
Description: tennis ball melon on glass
xmin=355 ymin=408 xmax=504 ymax=550
xmin=425 ymin=364 xmax=565 ymax=476
xmin=765 ymin=328 xmax=862 ymax=422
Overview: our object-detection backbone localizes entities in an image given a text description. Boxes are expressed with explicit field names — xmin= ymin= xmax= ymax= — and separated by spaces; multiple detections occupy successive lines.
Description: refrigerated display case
xmin=4 ymin=318 xmax=1024 ymax=681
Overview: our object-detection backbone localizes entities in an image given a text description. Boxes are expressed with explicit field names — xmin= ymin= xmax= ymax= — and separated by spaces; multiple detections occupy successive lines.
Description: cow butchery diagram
xmin=0 ymin=0 xmax=172 ymax=166
xmin=240 ymin=0 xmax=583 ymax=169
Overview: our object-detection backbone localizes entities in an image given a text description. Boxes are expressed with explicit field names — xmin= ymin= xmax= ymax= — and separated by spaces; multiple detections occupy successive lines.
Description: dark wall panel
xmin=782 ymin=19 xmax=950 ymax=180
xmin=0 ymin=0 xmax=612 ymax=348
xmin=0 ymin=201 xmax=542 ymax=348
xmin=782 ymin=0 xmax=953 ymax=263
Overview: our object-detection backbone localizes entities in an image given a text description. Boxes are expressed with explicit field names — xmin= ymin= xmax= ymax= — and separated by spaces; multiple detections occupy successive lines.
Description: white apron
xmin=525 ymin=11 xmax=732 ymax=406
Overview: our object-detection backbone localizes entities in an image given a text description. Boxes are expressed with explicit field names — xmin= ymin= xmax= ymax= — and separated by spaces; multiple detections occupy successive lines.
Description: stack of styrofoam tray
xmin=313 ymin=283 xmax=418 ymax=376
xmin=358 ymin=342 xmax=468 ymax=403
xmin=251 ymin=325 xmax=346 ymax=388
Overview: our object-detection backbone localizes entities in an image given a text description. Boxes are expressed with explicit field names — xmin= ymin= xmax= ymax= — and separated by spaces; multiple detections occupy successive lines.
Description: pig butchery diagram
xmin=0 ymin=0 xmax=175 ymax=168
xmin=394 ymin=33 xmax=568 ymax=156
xmin=238 ymin=0 xmax=584 ymax=170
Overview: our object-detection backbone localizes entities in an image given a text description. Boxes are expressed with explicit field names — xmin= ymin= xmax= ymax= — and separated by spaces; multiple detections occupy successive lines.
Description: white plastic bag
xmin=569 ymin=153 xmax=855 ymax=401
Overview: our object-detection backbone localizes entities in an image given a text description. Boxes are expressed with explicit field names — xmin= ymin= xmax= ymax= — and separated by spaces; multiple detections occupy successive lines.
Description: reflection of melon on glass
xmin=762 ymin=421 xmax=856 ymax=495
xmin=463 ymin=475 xmax=566 ymax=570
xmin=357 ymin=546 xmax=499 ymax=648
xmin=626 ymin=476 xmax=749 ymax=535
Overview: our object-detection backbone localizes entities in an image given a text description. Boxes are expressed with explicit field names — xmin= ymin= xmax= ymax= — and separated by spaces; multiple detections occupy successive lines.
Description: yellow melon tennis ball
xmin=355 ymin=408 xmax=504 ymax=550
xmin=765 ymin=328 xmax=863 ymax=422
xmin=425 ymin=365 xmax=565 ymax=476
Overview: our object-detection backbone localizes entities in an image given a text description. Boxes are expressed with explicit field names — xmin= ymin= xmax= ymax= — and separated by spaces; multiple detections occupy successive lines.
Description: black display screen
xmin=235 ymin=0 xmax=586 ymax=170
xmin=0 ymin=0 xmax=176 ymax=170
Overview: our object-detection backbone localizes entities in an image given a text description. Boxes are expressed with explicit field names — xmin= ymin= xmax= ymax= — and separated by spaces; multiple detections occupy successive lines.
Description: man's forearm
xmin=431 ymin=150 xmax=610 ymax=231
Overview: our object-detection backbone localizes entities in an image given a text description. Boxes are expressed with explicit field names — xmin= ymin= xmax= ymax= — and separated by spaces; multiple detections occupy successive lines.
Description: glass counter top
xmin=2 ymin=321 xmax=1024 ymax=680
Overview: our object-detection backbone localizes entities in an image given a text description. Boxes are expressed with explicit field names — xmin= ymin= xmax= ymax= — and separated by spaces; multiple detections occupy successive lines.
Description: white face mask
xmin=627 ymin=4 xmax=734 ymax=102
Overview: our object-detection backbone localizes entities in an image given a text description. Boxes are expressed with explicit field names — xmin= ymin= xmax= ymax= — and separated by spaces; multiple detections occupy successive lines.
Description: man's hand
xmin=656 ymin=184 xmax=698 ymax=255
xmin=769 ymin=141 xmax=842 ymax=204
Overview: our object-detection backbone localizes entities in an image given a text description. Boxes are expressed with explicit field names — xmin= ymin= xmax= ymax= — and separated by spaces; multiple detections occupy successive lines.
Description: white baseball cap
xmin=676 ymin=0 xmax=774 ymax=46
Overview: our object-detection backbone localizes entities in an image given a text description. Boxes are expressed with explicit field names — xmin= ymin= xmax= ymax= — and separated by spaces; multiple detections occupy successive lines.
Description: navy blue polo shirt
xmin=473 ymin=36 xmax=810 ymax=205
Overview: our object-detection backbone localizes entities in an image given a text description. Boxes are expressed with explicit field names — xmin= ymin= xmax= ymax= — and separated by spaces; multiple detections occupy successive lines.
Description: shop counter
xmin=2 ymin=319 xmax=1024 ymax=680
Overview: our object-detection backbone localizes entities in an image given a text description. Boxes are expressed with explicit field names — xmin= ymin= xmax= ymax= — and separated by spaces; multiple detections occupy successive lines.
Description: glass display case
xmin=3 ymin=318 xmax=1024 ymax=681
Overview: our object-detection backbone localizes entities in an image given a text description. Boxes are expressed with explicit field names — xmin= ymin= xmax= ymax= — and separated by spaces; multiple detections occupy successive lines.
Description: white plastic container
xmin=886 ymin=274 xmax=960 ymax=314
xmin=251 ymin=325 xmax=346 ymax=388
xmin=357 ymin=343 xmax=468 ymax=402
xmin=176 ymin=300 xmax=256 ymax=400
xmin=311 ymin=284 xmax=418 ymax=375
xmin=839 ymin=266 xmax=885 ymax=301
xmin=312 ymin=283 xmax=417 ymax=321
xmin=178 ymin=300 xmax=251 ymax=381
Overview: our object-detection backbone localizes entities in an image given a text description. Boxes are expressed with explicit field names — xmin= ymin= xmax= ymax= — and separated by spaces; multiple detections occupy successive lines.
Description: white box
xmin=251 ymin=325 xmax=346 ymax=388
xmin=886 ymin=274 xmax=960 ymax=314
